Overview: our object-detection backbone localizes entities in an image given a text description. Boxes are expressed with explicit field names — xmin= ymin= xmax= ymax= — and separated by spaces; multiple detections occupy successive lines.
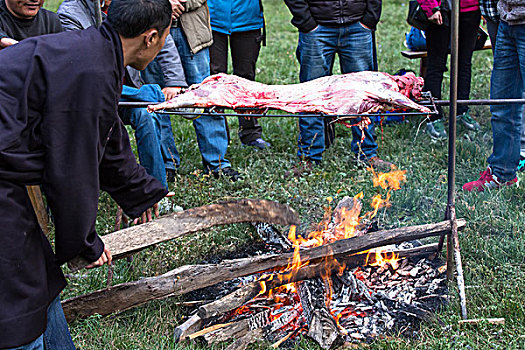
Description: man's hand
xmin=428 ymin=11 xmax=443 ymax=25
xmin=162 ymin=86 xmax=182 ymax=101
xmin=169 ymin=0 xmax=187 ymax=18
xmin=0 ymin=37 xmax=18 ymax=50
xmin=86 ymin=247 xmax=112 ymax=269
xmin=133 ymin=202 xmax=160 ymax=225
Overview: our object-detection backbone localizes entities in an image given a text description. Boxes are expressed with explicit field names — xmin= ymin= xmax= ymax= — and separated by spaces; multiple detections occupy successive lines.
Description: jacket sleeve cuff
xmin=0 ymin=31 xmax=8 ymax=39
xmin=297 ymin=17 xmax=318 ymax=33
xmin=164 ymin=79 xmax=189 ymax=88
xmin=79 ymin=234 xmax=105 ymax=264
xmin=361 ymin=15 xmax=378 ymax=30
xmin=123 ymin=187 xmax=168 ymax=219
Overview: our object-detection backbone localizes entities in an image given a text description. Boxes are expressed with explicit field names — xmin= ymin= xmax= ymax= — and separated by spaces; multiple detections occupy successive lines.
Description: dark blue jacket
xmin=208 ymin=0 xmax=264 ymax=34
xmin=0 ymin=22 xmax=166 ymax=347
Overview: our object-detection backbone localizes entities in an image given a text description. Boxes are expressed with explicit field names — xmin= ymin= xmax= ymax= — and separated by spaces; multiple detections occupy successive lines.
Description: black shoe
xmin=212 ymin=167 xmax=241 ymax=182
xmin=166 ymin=169 xmax=176 ymax=183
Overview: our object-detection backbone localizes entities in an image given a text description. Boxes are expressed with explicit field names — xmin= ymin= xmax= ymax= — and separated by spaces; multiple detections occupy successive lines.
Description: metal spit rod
xmin=118 ymin=98 xmax=525 ymax=111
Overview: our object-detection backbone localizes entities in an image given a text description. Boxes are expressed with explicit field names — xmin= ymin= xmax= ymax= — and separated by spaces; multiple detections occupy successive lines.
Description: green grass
xmin=43 ymin=0 xmax=525 ymax=349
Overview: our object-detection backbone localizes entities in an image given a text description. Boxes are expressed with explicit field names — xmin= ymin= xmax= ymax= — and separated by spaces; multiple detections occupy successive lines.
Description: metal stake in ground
xmin=445 ymin=0 xmax=468 ymax=320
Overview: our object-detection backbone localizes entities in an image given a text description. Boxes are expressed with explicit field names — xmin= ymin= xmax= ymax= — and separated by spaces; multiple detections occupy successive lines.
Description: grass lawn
xmin=43 ymin=0 xmax=525 ymax=348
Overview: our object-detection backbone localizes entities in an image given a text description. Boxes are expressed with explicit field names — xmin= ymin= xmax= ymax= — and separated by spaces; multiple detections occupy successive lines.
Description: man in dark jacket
xmin=0 ymin=0 xmax=62 ymax=48
xmin=283 ymin=0 xmax=391 ymax=172
xmin=0 ymin=0 xmax=171 ymax=348
xmin=142 ymin=0 xmax=242 ymax=181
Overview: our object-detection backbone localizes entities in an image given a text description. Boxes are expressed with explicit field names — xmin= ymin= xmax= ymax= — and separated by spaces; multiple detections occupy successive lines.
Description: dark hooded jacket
xmin=0 ymin=22 xmax=167 ymax=347
xmin=283 ymin=0 xmax=382 ymax=32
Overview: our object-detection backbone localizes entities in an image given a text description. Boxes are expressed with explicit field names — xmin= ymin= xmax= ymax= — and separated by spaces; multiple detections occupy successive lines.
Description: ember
xmin=175 ymin=169 xmax=449 ymax=349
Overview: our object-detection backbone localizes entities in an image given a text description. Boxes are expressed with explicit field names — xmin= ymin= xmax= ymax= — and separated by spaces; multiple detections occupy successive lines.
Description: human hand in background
xmin=428 ymin=11 xmax=443 ymax=25
xmin=0 ymin=37 xmax=18 ymax=50
xmin=169 ymin=0 xmax=187 ymax=18
xmin=162 ymin=86 xmax=182 ymax=101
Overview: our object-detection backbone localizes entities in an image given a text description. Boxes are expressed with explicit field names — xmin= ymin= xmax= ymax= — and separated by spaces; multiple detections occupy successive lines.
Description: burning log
xmin=196 ymin=243 xmax=438 ymax=321
xmin=62 ymin=220 xmax=464 ymax=322
xmin=198 ymin=307 xmax=302 ymax=348
xmin=307 ymin=308 xmax=344 ymax=349
xmin=200 ymin=310 xmax=271 ymax=343
xmin=224 ymin=327 xmax=265 ymax=350
xmin=67 ymin=199 xmax=300 ymax=271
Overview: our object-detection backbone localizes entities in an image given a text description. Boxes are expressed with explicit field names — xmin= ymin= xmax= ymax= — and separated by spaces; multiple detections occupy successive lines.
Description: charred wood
xmin=173 ymin=313 xmax=203 ymax=343
xmin=68 ymin=199 xmax=299 ymax=271
xmin=197 ymin=243 xmax=439 ymax=321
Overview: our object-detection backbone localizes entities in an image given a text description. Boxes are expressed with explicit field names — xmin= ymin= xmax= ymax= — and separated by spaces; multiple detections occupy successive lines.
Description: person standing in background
xmin=283 ymin=0 xmax=392 ymax=174
xmin=207 ymin=0 xmax=271 ymax=150
xmin=480 ymin=0 xmax=499 ymax=49
xmin=0 ymin=0 xmax=62 ymax=48
xmin=143 ymin=0 xmax=241 ymax=180
xmin=463 ymin=0 xmax=525 ymax=192
xmin=418 ymin=0 xmax=481 ymax=140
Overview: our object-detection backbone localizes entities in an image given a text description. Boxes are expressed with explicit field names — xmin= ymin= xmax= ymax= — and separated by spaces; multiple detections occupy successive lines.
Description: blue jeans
xmin=119 ymin=107 xmax=176 ymax=188
xmin=296 ymin=22 xmax=377 ymax=162
xmin=3 ymin=296 xmax=75 ymax=350
xmin=487 ymin=21 xmax=525 ymax=181
xmin=142 ymin=27 xmax=231 ymax=171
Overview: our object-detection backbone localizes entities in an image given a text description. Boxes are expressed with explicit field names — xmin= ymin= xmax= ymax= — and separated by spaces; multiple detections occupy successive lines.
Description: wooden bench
xmin=401 ymin=41 xmax=492 ymax=77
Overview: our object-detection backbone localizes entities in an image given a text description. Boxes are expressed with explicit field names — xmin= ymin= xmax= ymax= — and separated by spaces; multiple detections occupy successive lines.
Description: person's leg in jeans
xmin=132 ymin=63 xmax=182 ymax=182
xmin=158 ymin=114 xmax=180 ymax=176
xmin=3 ymin=336 xmax=44 ymax=350
xmin=338 ymin=22 xmax=377 ymax=160
xmin=5 ymin=295 xmax=75 ymax=350
xmin=487 ymin=22 xmax=525 ymax=181
xmin=486 ymin=19 xmax=499 ymax=55
xmin=118 ymin=107 xmax=169 ymax=189
xmin=171 ymin=27 xmax=232 ymax=172
xmin=296 ymin=25 xmax=336 ymax=163
xmin=456 ymin=10 xmax=481 ymax=116
xmin=43 ymin=295 xmax=75 ymax=350
xmin=230 ymin=30 xmax=264 ymax=144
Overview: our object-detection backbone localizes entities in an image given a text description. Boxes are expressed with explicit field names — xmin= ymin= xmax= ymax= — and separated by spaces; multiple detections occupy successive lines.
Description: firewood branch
xmin=67 ymin=199 xmax=300 ymax=271
xmin=62 ymin=219 xmax=465 ymax=322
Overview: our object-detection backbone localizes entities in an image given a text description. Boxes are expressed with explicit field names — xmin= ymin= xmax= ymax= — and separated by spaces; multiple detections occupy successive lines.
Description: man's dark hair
xmin=107 ymin=0 xmax=172 ymax=38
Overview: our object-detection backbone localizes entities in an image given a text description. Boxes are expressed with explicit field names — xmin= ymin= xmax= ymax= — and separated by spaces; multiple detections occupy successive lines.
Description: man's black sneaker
xmin=212 ymin=167 xmax=241 ymax=182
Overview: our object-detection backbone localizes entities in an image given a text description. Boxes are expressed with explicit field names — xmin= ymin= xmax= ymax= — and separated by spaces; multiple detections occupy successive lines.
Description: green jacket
xmin=180 ymin=0 xmax=213 ymax=54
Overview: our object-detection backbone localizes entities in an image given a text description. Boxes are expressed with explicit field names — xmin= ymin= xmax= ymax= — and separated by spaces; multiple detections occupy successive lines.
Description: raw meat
xmin=148 ymin=72 xmax=430 ymax=115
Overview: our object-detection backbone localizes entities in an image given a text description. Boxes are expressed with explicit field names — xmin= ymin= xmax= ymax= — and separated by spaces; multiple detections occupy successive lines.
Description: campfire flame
xmin=250 ymin=168 xmax=407 ymax=342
